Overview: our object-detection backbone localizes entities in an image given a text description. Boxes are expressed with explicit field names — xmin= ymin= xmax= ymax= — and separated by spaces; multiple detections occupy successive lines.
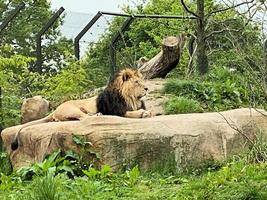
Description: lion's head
xmin=108 ymin=68 xmax=148 ymax=110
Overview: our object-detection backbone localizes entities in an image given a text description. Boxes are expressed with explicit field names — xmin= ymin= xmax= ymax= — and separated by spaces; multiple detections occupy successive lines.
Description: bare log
xmin=138 ymin=33 xmax=186 ymax=79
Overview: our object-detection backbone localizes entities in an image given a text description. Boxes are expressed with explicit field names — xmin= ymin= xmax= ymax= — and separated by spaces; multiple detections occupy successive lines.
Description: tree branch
xmin=217 ymin=112 xmax=254 ymax=145
xmin=205 ymin=8 xmax=257 ymax=40
xmin=206 ymin=0 xmax=255 ymax=18
xmin=180 ymin=0 xmax=199 ymax=18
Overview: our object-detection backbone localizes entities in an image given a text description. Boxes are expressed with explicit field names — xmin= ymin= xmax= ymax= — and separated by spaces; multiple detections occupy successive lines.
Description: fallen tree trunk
xmin=138 ymin=33 xmax=186 ymax=79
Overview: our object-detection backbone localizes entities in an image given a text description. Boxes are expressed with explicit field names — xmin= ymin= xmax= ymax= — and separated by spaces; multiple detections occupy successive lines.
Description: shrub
xmin=0 ymin=152 xmax=12 ymax=175
xmin=164 ymin=96 xmax=203 ymax=114
xmin=163 ymin=67 xmax=260 ymax=112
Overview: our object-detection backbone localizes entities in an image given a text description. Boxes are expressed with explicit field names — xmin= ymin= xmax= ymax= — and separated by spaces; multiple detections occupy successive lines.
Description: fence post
xmin=74 ymin=12 xmax=102 ymax=60
xmin=263 ymin=39 xmax=267 ymax=97
xmin=0 ymin=2 xmax=25 ymax=34
xmin=36 ymin=7 xmax=65 ymax=73
xmin=109 ymin=17 xmax=134 ymax=75
xmin=0 ymin=2 xmax=25 ymax=142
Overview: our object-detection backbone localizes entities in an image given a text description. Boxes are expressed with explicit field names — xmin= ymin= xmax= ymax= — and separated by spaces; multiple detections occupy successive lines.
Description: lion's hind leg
xmin=53 ymin=106 xmax=89 ymax=121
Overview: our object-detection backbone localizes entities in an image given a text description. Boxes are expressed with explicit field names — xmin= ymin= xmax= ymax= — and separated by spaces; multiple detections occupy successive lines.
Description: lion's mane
xmin=97 ymin=68 xmax=146 ymax=116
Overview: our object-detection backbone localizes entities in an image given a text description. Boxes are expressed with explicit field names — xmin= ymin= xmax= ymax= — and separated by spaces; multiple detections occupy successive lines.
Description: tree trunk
xmin=138 ymin=33 xmax=186 ymax=79
xmin=196 ymin=0 xmax=208 ymax=74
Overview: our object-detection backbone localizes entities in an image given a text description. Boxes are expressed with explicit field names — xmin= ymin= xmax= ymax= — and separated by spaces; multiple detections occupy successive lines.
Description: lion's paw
xmin=95 ymin=112 xmax=103 ymax=116
xmin=141 ymin=110 xmax=152 ymax=118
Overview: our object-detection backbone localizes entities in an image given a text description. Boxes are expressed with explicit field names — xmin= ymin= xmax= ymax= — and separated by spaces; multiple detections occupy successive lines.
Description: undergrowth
xmin=163 ymin=67 xmax=266 ymax=114
xmin=0 ymin=131 xmax=267 ymax=200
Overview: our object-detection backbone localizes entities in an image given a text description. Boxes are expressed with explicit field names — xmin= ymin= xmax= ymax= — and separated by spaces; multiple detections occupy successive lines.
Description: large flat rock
xmin=1 ymin=108 xmax=267 ymax=170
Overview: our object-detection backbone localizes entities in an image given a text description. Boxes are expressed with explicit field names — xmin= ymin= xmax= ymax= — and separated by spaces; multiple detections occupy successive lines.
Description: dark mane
xmin=96 ymin=89 xmax=128 ymax=116
xmin=96 ymin=69 xmax=146 ymax=116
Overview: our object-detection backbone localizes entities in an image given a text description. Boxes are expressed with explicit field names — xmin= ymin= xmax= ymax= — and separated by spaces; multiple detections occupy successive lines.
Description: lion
xmin=11 ymin=68 xmax=151 ymax=151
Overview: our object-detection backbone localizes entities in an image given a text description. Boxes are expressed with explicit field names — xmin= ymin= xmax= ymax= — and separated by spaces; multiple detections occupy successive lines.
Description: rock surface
xmin=2 ymin=108 xmax=267 ymax=170
xmin=21 ymin=96 xmax=50 ymax=124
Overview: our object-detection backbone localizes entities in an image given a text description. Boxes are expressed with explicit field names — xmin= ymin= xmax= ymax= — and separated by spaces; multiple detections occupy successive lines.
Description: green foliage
xmin=0 ymin=152 xmax=12 ymax=175
xmin=163 ymin=67 xmax=265 ymax=113
xmin=175 ymin=162 xmax=267 ymax=200
xmin=164 ymin=96 xmax=203 ymax=114
xmin=1 ymin=133 xmax=267 ymax=200
xmin=0 ymin=55 xmax=42 ymax=128
xmin=82 ymin=165 xmax=112 ymax=180
xmin=27 ymin=174 xmax=60 ymax=200
xmin=41 ymin=60 xmax=92 ymax=103
xmin=0 ymin=55 xmax=106 ymax=128
xmin=17 ymin=150 xmax=81 ymax=179
xmin=1 ymin=160 xmax=267 ymax=200
xmin=0 ymin=0 xmax=73 ymax=72
xmin=240 ymin=131 xmax=267 ymax=164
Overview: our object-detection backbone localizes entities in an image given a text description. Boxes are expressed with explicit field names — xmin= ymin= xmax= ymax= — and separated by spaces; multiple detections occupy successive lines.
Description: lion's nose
xmin=144 ymin=87 xmax=148 ymax=91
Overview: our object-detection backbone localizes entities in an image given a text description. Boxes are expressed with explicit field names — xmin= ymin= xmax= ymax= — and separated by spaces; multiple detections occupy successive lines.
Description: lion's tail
xmin=11 ymin=113 xmax=54 ymax=151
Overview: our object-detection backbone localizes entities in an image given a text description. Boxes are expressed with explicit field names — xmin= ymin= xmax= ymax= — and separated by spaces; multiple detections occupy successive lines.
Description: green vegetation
xmin=163 ymin=67 xmax=266 ymax=113
xmin=1 ymin=0 xmax=267 ymax=199
xmin=164 ymin=96 xmax=203 ymax=114
xmin=0 ymin=142 xmax=267 ymax=200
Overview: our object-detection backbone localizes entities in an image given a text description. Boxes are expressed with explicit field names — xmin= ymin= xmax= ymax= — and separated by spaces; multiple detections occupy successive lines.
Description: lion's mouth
xmin=137 ymin=94 xmax=146 ymax=99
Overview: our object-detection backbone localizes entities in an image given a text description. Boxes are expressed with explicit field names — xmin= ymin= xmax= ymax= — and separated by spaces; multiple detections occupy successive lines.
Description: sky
xmin=50 ymin=0 xmax=134 ymax=14
xmin=49 ymin=0 xmax=139 ymax=57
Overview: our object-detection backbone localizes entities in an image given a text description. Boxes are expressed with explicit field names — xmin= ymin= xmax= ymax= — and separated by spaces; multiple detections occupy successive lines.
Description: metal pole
xmin=110 ymin=17 xmax=134 ymax=74
xmin=74 ymin=12 xmax=102 ymax=59
xmin=74 ymin=12 xmax=196 ymax=60
xmin=100 ymin=11 xmax=197 ymax=19
xmin=36 ymin=7 xmax=65 ymax=73
xmin=0 ymin=2 xmax=25 ymax=34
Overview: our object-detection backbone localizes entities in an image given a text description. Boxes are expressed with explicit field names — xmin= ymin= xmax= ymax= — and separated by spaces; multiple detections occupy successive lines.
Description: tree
xmin=0 ymin=0 xmax=73 ymax=73
xmin=180 ymin=0 xmax=264 ymax=75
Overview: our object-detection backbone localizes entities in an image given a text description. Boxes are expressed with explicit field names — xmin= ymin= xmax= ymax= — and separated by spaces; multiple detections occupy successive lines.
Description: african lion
xmin=11 ymin=68 xmax=151 ymax=150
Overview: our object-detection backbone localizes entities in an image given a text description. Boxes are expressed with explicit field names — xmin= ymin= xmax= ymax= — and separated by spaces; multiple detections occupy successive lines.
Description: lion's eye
xmin=135 ymin=80 xmax=139 ymax=84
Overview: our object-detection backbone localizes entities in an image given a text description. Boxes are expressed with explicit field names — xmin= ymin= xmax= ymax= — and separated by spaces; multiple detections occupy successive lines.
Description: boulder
xmin=21 ymin=96 xmax=49 ymax=124
xmin=1 ymin=108 xmax=267 ymax=170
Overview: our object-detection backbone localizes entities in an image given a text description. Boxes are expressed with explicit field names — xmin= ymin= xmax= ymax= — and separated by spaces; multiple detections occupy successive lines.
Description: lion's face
xmin=120 ymin=69 xmax=147 ymax=100
xmin=109 ymin=68 xmax=148 ymax=110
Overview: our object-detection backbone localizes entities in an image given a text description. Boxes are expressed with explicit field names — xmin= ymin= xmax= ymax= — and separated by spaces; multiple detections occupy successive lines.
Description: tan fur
xmin=11 ymin=68 xmax=151 ymax=150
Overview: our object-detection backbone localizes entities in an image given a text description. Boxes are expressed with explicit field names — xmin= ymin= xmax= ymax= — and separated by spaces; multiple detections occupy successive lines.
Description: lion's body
xmin=11 ymin=68 xmax=151 ymax=150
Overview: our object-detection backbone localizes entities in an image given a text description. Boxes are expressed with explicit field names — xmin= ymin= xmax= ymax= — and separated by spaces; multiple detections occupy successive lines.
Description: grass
xmin=164 ymin=96 xmax=203 ymax=114
xmin=0 ymin=161 xmax=267 ymax=200
xmin=0 ymin=128 xmax=267 ymax=199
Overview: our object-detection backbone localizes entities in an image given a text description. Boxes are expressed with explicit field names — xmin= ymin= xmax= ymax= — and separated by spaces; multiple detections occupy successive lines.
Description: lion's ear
xmin=122 ymin=71 xmax=131 ymax=81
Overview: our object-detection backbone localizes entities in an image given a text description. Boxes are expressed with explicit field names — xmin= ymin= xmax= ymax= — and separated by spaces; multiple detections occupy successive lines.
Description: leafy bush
xmin=164 ymin=96 xmax=203 ymax=114
xmin=0 ymin=55 xmax=40 ymax=128
xmin=163 ymin=67 xmax=265 ymax=113
xmin=17 ymin=150 xmax=81 ymax=180
xmin=0 ymin=152 xmax=12 ymax=175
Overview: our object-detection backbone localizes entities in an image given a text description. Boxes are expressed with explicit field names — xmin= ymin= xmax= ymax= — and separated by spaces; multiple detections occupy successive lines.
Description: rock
xmin=144 ymin=79 xmax=166 ymax=116
xmin=1 ymin=108 xmax=267 ymax=170
xmin=21 ymin=96 xmax=49 ymax=124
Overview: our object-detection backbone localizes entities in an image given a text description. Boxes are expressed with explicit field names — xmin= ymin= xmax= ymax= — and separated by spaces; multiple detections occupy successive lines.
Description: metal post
xmin=0 ymin=2 xmax=25 ymax=34
xmin=100 ymin=11 xmax=196 ymax=19
xmin=36 ymin=7 xmax=65 ymax=73
xmin=74 ymin=12 xmax=102 ymax=59
xmin=110 ymin=17 xmax=134 ymax=74
xmin=263 ymin=39 xmax=267 ymax=97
